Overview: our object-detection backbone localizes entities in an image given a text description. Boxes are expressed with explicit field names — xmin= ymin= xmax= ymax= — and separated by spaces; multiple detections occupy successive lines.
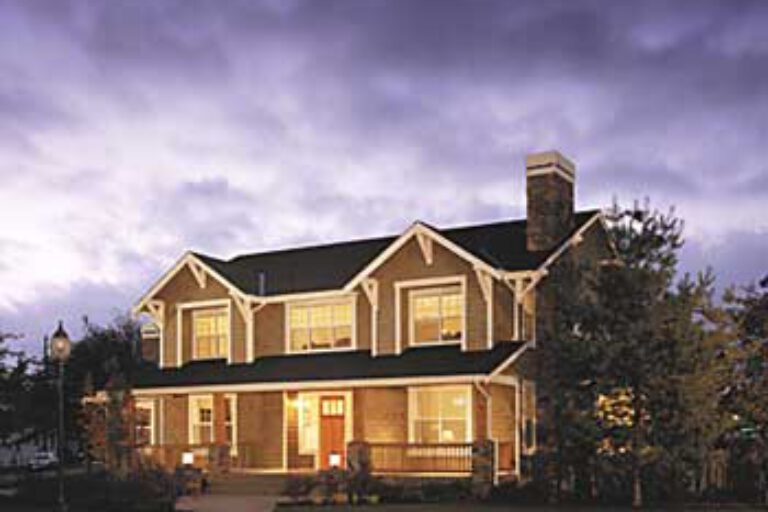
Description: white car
xmin=28 ymin=451 xmax=58 ymax=471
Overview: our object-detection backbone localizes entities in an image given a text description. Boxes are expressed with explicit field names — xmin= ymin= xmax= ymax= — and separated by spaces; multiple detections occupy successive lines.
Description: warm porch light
xmin=329 ymin=452 xmax=341 ymax=468
xmin=182 ymin=451 xmax=194 ymax=466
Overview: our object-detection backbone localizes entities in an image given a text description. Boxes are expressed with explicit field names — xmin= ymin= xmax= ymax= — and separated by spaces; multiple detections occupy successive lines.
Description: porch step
xmin=208 ymin=472 xmax=290 ymax=496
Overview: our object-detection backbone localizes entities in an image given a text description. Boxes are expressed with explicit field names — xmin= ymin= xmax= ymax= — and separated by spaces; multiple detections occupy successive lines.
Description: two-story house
xmin=131 ymin=150 xmax=613 ymax=480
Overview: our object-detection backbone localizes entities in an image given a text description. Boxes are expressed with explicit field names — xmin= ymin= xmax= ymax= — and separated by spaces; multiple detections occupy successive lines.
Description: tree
xmin=537 ymin=257 xmax=603 ymax=502
xmin=720 ymin=278 xmax=768 ymax=503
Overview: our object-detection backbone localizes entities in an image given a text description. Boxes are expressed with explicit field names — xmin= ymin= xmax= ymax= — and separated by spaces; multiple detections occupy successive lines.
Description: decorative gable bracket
xmin=361 ymin=277 xmax=379 ymax=310
xmin=146 ymin=299 xmax=165 ymax=328
xmin=188 ymin=260 xmax=207 ymax=289
xmin=415 ymin=230 xmax=434 ymax=266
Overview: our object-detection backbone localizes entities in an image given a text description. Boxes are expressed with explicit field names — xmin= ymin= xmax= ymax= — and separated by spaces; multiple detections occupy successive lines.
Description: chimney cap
xmin=526 ymin=150 xmax=575 ymax=178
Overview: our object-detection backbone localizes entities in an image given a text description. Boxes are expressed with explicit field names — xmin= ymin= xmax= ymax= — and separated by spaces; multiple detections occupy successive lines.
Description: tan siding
xmin=355 ymin=291 xmax=372 ymax=351
xmin=231 ymin=309 xmax=246 ymax=363
xmin=493 ymin=281 xmax=514 ymax=342
xmin=238 ymin=392 xmax=284 ymax=469
xmin=355 ymin=387 xmax=408 ymax=442
xmin=163 ymin=395 xmax=189 ymax=445
xmin=490 ymin=385 xmax=516 ymax=442
xmin=372 ymin=237 xmax=488 ymax=354
xmin=255 ymin=304 xmax=284 ymax=356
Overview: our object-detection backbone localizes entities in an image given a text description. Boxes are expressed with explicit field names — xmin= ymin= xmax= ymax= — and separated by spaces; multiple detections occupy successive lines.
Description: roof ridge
xmin=202 ymin=209 xmax=599 ymax=262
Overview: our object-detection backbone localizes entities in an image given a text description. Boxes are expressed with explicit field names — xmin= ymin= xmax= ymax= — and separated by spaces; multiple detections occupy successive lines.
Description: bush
xmin=15 ymin=469 xmax=173 ymax=511
xmin=489 ymin=479 xmax=549 ymax=505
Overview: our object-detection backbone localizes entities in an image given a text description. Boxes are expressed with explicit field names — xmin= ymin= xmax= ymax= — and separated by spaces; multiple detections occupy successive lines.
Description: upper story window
xmin=192 ymin=308 xmax=229 ymax=360
xmin=288 ymin=300 xmax=354 ymax=353
xmin=410 ymin=286 xmax=464 ymax=345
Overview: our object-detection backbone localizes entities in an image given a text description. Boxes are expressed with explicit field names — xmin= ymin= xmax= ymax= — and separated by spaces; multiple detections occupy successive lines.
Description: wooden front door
xmin=319 ymin=396 xmax=346 ymax=469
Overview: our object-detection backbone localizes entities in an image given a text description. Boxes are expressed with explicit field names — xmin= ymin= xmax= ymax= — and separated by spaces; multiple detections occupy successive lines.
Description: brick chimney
xmin=526 ymin=150 xmax=575 ymax=252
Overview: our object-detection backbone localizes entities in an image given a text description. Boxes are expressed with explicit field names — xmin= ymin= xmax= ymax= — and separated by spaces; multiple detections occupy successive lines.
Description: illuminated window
xmin=289 ymin=301 xmax=353 ymax=352
xmin=225 ymin=394 xmax=237 ymax=453
xmin=192 ymin=308 xmax=229 ymax=360
xmin=189 ymin=395 xmax=214 ymax=445
xmin=410 ymin=286 xmax=464 ymax=345
xmin=297 ymin=395 xmax=319 ymax=455
xmin=135 ymin=400 xmax=155 ymax=446
xmin=409 ymin=386 xmax=471 ymax=443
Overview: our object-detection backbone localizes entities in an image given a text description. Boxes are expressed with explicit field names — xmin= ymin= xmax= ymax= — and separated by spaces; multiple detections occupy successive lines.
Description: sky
xmin=0 ymin=0 xmax=766 ymax=353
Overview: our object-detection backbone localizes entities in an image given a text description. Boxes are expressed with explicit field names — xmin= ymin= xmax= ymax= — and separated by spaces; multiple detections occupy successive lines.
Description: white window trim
xmin=225 ymin=393 xmax=238 ymax=454
xmin=188 ymin=394 xmax=214 ymax=445
xmin=135 ymin=399 xmax=156 ymax=446
xmin=191 ymin=307 xmax=231 ymax=361
xmin=395 ymin=276 xmax=467 ymax=354
xmin=408 ymin=285 xmax=465 ymax=348
xmin=284 ymin=295 xmax=358 ymax=355
xmin=177 ymin=299 xmax=233 ymax=365
xmin=407 ymin=385 xmax=473 ymax=444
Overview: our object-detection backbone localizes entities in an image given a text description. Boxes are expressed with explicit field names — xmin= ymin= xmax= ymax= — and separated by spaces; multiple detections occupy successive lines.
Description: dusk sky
xmin=1 ymin=0 xmax=766 ymax=352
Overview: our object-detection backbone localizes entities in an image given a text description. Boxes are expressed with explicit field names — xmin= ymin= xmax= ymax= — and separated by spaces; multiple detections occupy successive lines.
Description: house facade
xmin=131 ymin=150 xmax=613 ymax=479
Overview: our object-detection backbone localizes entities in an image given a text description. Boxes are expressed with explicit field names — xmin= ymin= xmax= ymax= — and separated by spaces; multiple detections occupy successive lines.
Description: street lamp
xmin=51 ymin=321 xmax=71 ymax=512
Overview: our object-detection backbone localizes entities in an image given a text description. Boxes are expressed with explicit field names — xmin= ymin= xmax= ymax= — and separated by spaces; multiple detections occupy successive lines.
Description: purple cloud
xmin=0 ymin=0 xmax=767 ymax=346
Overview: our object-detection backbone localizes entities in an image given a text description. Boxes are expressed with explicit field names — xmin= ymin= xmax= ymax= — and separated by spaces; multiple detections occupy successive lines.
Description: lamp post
xmin=51 ymin=321 xmax=71 ymax=512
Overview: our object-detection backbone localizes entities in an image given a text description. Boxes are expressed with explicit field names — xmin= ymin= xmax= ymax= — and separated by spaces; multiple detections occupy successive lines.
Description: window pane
xmin=333 ymin=303 xmax=352 ymax=326
xmin=414 ymin=296 xmax=439 ymax=318
xmin=414 ymin=318 xmax=440 ymax=344
xmin=193 ymin=309 xmax=228 ymax=359
xmin=334 ymin=326 xmax=352 ymax=348
xmin=441 ymin=316 xmax=462 ymax=341
xmin=415 ymin=390 xmax=441 ymax=418
xmin=441 ymin=420 xmax=466 ymax=442
xmin=311 ymin=327 xmax=333 ymax=348
xmin=291 ymin=328 xmax=310 ymax=351
xmin=290 ymin=307 xmax=308 ymax=328
xmin=414 ymin=419 xmax=440 ymax=443
xmin=440 ymin=390 xmax=468 ymax=418
xmin=290 ymin=302 xmax=353 ymax=352
xmin=311 ymin=305 xmax=333 ymax=327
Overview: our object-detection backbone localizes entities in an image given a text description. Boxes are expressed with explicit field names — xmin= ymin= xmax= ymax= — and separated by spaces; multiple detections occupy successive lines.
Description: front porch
xmin=133 ymin=381 xmax=531 ymax=479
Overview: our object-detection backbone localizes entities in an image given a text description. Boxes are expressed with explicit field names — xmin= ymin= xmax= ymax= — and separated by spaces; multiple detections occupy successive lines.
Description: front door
xmin=319 ymin=396 xmax=346 ymax=469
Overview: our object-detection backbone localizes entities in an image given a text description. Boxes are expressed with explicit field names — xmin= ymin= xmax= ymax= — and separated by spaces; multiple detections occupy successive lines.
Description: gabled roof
xmin=194 ymin=210 xmax=600 ymax=296
xmin=133 ymin=342 xmax=525 ymax=389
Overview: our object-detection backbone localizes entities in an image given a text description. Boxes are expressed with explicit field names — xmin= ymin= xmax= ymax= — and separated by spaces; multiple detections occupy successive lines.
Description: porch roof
xmin=133 ymin=342 xmax=525 ymax=389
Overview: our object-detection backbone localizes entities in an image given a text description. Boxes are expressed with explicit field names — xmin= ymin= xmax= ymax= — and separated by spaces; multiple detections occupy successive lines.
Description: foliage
xmin=541 ymin=200 xmax=735 ymax=506
xmin=13 ymin=469 xmax=173 ymax=511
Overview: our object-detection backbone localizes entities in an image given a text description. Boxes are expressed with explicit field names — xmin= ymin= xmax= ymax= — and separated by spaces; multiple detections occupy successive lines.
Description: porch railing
xmin=135 ymin=444 xmax=224 ymax=470
xmin=368 ymin=442 xmax=473 ymax=474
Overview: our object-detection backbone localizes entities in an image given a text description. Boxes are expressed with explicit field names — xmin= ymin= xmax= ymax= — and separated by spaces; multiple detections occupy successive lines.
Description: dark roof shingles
xmin=195 ymin=210 xmax=600 ymax=296
xmin=134 ymin=342 xmax=524 ymax=389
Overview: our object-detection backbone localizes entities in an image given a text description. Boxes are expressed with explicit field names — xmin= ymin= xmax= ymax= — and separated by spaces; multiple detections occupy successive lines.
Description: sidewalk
xmin=175 ymin=494 xmax=278 ymax=512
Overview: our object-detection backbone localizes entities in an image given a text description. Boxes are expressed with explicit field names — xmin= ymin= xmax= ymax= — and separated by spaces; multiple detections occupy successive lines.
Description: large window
xmin=189 ymin=395 xmax=214 ymax=445
xmin=135 ymin=400 xmax=155 ymax=446
xmin=410 ymin=286 xmax=464 ymax=345
xmin=409 ymin=386 xmax=471 ymax=444
xmin=192 ymin=308 xmax=229 ymax=360
xmin=289 ymin=301 xmax=353 ymax=352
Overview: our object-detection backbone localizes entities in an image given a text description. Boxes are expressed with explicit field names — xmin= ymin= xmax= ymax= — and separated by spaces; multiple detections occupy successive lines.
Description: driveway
xmin=175 ymin=494 xmax=278 ymax=512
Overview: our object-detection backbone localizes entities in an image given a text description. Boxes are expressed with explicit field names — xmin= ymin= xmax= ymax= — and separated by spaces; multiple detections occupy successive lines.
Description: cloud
xmin=0 ymin=0 xmax=767 ymax=343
